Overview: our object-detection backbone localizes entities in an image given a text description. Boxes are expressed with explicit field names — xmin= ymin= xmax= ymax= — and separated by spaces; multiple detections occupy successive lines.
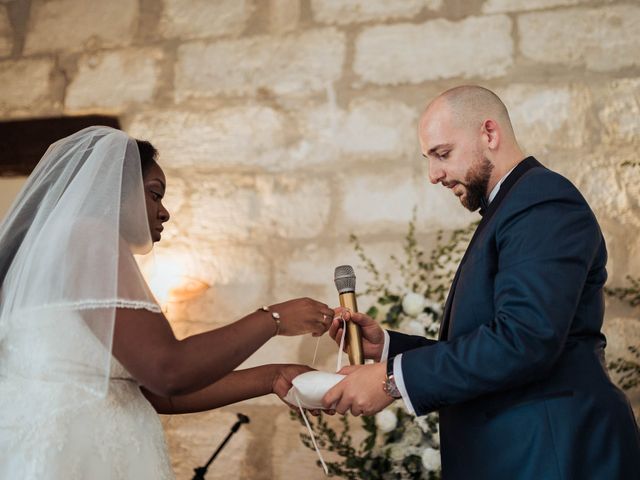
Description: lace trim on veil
xmin=14 ymin=299 xmax=162 ymax=315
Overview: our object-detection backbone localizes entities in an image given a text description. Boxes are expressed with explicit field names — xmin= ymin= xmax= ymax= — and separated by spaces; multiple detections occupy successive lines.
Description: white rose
xmin=421 ymin=447 xmax=441 ymax=471
xmin=402 ymin=423 xmax=423 ymax=445
xmin=375 ymin=409 xmax=398 ymax=433
xmin=402 ymin=292 xmax=426 ymax=317
xmin=425 ymin=298 xmax=443 ymax=316
xmin=388 ymin=444 xmax=407 ymax=462
xmin=414 ymin=415 xmax=430 ymax=433
xmin=432 ymin=429 xmax=440 ymax=447
xmin=402 ymin=319 xmax=426 ymax=336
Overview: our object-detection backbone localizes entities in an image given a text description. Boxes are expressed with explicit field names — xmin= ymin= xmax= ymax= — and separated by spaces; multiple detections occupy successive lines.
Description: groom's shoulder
xmin=509 ymin=162 xmax=586 ymax=208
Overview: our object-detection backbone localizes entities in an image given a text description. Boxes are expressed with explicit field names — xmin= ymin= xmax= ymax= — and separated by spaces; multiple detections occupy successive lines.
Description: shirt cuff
xmin=393 ymin=354 xmax=416 ymax=415
xmin=380 ymin=329 xmax=390 ymax=362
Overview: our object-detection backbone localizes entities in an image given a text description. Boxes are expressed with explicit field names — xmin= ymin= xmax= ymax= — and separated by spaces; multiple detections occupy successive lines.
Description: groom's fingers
xmin=337 ymin=365 xmax=359 ymax=375
xmin=322 ymin=383 xmax=342 ymax=410
xmin=334 ymin=396 xmax=352 ymax=415
xmin=348 ymin=312 xmax=372 ymax=327
xmin=328 ymin=318 xmax=343 ymax=343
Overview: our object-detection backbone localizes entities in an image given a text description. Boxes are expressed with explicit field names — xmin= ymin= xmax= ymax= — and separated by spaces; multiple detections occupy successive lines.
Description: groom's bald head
xmin=423 ymin=85 xmax=516 ymax=141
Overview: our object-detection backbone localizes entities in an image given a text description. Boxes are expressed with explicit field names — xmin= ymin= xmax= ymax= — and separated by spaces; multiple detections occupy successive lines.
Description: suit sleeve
xmin=399 ymin=186 xmax=603 ymax=415
xmin=387 ymin=329 xmax=437 ymax=358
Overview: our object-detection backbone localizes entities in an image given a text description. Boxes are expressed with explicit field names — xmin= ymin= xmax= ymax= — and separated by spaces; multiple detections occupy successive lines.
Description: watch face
xmin=384 ymin=376 xmax=401 ymax=399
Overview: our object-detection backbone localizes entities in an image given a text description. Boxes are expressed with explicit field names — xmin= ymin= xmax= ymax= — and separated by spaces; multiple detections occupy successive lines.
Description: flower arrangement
xmin=293 ymin=212 xmax=477 ymax=479
xmin=605 ymin=276 xmax=640 ymax=395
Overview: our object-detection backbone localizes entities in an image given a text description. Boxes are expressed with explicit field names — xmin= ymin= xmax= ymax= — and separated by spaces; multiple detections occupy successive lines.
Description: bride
xmin=0 ymin=126 xmax=332 ymax=479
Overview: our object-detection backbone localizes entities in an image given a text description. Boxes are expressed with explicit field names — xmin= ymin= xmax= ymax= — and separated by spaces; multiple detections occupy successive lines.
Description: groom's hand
xmin=322 ymin=362 xmax=393 ymax=416
xmin=329 ymin=308 xmax=385 ymax=361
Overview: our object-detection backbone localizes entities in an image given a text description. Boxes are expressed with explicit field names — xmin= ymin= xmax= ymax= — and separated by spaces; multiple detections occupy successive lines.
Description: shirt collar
xmin=488 ymin=164 xmax=517 ymax=204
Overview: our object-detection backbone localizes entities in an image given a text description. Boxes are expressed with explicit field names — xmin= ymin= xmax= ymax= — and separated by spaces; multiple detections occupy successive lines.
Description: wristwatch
xmin=383 ymin=357 xmax=402 ymax=399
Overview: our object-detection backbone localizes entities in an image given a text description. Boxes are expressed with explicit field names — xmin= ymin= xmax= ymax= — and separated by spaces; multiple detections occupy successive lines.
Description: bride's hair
xmin=135 ymin=139 xmax=159 ymax=175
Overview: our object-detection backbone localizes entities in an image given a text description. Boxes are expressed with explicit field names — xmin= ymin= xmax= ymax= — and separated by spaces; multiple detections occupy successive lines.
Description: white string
xmin=292 ymin=316 xmax=347 ymax=476
xmin=336 ymin=318 xmax=347 ymax=372
xmin=295 ymin=393 xmax=329 ymax=475
xmin=311 ymin=336 xmax=321 ymax=367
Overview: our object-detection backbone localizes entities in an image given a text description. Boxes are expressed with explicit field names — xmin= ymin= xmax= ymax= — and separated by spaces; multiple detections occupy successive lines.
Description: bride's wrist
xmin=267 ymin=364 xmax=281 ymax=394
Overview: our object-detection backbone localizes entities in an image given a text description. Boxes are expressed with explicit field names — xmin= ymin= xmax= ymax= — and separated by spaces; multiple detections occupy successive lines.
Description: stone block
xmin=496 ymin=84 xmax=590 ymax=153
xmin=0 ymin=58 xmax=52 ymax=113
xmin=24 ymin=0 xmax=137 ymax=54
xmin=418 ymin=178 xmax=478 ymax=231
xmin=126 ymin=106 xmax=288 ymax=169
xmin=603 ymin=316 xmax=640 ymax=370
xmin=163 ymin=172 xmax=331 ymax=242
xmin=576 ymin=162 xmax=639 ymax=229
xmin=159 ymin=0 xmax=252 ymax=40
xmin=518 ymin=5 xmax=640 ymax=71
xmin=311 ymin=0 xmax=442 ymax=25
xmin=0 ymin=5 xmax=11 ymax=57
xmin=65 ymin=49 xmax=162 ymax=112
xmin=256 ymin=175 xmax=332 ymax=239
xmin=269 ymin=0 xmax=301 ymax=34
xmin=354 ymin=15 xmax=513 ymax=85
xmin=273 ymin=240 xmax=406 ymax=309
xmin=299 ymin=98 xmax=419 ymax=158
xmin=482 ymin=0 xmax=586 ymax=13
xmin=176 ymin=28 xmax=345 ymax=99
xmin=187 ymin=175 xmax=261 ymax=242
xmin=337 ymin=166 xmax=475 ymax=233
xmin=595 ymin=79 xmax=640 ymax=145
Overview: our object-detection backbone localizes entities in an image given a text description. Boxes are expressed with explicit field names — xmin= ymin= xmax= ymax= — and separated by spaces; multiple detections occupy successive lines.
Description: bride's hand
xmin=270 ymin=298 xmax=334 ymax=337
xmin=271 ymin=364 xmax=323 ymax=416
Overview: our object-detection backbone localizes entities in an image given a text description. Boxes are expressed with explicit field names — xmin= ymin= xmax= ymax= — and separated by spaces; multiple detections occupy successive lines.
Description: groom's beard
xmin=461 ymin=154 xmax=494 ymax=212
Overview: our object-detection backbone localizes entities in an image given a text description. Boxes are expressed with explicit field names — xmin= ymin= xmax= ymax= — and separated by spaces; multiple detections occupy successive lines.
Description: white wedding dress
xmin=0 ymin=127 xmax=178 ymax=479
xmin=0 ymin=312 xmax=175 ymax=480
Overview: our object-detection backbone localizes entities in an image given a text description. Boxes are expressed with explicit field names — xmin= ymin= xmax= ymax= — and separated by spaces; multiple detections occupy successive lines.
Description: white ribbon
xmin=294 ymin=393 xmax=329 ymax=475
xmin=290 ymin=317 xmax=348 ymax=475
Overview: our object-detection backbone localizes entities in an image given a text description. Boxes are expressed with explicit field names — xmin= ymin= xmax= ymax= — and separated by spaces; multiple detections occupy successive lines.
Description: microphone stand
xmin=191 ymin=413 xmax=250 ymax=480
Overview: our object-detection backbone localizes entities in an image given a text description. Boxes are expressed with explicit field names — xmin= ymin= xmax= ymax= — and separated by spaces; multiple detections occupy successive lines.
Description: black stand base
xmin=191 ymin=413 xmax=250 ymax=480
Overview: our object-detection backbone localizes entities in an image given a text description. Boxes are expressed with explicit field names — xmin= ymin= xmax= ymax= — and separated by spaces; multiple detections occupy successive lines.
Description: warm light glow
xmin=140 ymin=252 xmax=210 ymax=307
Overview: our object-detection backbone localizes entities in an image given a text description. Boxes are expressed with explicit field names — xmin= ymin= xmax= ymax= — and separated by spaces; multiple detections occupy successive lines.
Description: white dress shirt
xmin=382 ymin=165 xmax=517 ymax=414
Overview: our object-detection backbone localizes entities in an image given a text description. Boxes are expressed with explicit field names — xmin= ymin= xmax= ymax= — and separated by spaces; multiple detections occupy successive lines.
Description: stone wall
xmin=1 ymin=0 xmax=639 ymax=478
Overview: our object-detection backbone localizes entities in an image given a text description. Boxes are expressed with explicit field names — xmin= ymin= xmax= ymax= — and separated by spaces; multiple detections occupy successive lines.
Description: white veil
xmin=0 ymin=126 xmax=160 ymax=401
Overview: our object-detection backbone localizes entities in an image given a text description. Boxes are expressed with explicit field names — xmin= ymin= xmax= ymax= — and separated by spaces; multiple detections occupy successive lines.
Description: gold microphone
xmin=334 ymin=265 xmax=364 ymax=365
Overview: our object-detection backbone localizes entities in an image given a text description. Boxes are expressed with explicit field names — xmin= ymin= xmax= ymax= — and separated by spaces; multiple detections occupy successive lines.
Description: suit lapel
xmin=438 ymin=157 xmax=543 ymax=340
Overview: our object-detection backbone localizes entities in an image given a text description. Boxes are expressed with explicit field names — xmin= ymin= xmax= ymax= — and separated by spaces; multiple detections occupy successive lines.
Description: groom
xmin=322 ymin=86 xmax=640 ymax=479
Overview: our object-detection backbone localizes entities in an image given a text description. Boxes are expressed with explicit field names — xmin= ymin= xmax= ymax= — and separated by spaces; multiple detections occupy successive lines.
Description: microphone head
xmin=237 ymin=413 xmax=250 ymax=424
xmin=334 ymin=265 xmax=356 ymax=294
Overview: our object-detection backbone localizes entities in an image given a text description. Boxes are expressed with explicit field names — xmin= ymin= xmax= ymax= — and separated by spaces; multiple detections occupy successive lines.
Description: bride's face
xmin=142 ymin=162 xmax=170 ymax=243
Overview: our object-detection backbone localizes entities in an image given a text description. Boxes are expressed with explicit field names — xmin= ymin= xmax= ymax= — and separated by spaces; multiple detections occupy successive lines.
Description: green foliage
xmin=605 ymin=275 xmax=640 ymax=307
xmin=605 ymin=275 xmax=640 ymax=393
xmin=293 ymin=211 xmax=476 ymax=479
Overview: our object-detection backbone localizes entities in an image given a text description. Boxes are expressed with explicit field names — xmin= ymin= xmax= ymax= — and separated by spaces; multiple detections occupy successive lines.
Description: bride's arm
xmin=113 ymin=299 xmax=332 ymax=398
xmin=140 ymin=364 xmax=312 ymax=414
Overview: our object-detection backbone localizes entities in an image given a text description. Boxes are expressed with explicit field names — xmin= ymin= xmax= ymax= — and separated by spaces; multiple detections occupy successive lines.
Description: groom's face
xmin=418 ymin=102 xmax=493 ymax=212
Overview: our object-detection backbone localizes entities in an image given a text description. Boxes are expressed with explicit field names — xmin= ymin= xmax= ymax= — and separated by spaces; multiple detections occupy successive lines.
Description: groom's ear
xmin=481 ymin=118 xmax=500 ymax=150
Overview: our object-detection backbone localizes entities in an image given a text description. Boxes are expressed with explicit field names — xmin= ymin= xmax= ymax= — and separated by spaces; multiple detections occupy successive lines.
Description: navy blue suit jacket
xmin=388 ymin=158 xmax=640 ymax=479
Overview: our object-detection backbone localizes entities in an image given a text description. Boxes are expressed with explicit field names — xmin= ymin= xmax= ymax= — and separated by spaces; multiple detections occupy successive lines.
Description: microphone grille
xmin=334 ymin=265 xmax=356 ymax=294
